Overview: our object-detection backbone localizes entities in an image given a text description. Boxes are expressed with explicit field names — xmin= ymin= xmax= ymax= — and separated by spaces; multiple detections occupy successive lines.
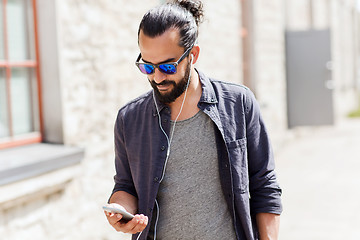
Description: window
xmin=0 ymin=0 xmax=83 ymax=187
xmin=0 ymin=0 xmax=42 ymax=149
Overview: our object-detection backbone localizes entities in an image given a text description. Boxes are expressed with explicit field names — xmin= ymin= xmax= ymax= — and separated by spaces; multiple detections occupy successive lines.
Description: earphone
xmin=136 ymin=52 xmax=195 ymax=240
xmin=151 ymin=54 xmax=193 ymax=240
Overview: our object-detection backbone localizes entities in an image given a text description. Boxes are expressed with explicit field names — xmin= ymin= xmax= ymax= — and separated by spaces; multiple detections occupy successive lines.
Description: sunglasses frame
xmin=135 ymin=45 xmax=193 ymax=75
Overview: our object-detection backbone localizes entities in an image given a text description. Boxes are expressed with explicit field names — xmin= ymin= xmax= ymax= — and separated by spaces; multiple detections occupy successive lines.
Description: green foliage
xmin=348 ymin=96 xmax=360 ymax=118
xmin=348 ymin=108 xmax=360 ymax=118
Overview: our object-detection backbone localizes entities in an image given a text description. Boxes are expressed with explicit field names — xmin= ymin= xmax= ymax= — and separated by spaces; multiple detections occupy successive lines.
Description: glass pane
xmin=0 ymin=2 xmax=4 ymax=60
xmin=7 ymin=0 xmax=35 ymax=61
xmin=10 ymin=67 xmax=39 ymax=135
xmin=0 ymin=69 xmax=9 ymax=137
xmin=25 ymin=0 xmax=35 ymax=60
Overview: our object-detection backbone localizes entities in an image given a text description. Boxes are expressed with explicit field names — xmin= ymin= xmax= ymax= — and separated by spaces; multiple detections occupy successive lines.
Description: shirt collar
xmin=197 ymin=69 xmax=218 ymax=104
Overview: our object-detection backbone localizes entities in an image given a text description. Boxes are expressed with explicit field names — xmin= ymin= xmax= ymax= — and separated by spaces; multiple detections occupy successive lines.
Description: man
xmin=105 ymin=0 xmax=282 ymax=239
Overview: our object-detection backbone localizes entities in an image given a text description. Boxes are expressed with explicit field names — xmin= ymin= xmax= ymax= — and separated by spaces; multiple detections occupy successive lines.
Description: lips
xmin=152 ymin=80 xmax=175 ymax=92
xmin=157 ymin=83 xmax=172 ymax=91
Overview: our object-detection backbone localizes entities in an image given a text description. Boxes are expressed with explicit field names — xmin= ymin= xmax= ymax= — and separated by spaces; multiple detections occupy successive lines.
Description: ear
xmin=190 ymin=45 xmax=200 ymax=64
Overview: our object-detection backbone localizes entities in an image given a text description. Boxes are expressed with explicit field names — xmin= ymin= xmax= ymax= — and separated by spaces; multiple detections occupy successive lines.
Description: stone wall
xmin=57 ymin=1 xmax=160 ymax=239
xmin=196 ymin=0 xmax=243 ymax=83
xmin=330 ymin=0 xmax=359 ymax=118
xmin=252 ymin=0 xmax=288 ymax=147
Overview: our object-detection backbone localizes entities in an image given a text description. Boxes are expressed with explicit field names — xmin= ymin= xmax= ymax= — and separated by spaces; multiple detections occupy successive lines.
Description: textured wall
xmin=252 ymin=0 xmax=288 ymax=146
xmin=330 ymin=0 xmax=359 ymax=118
xmin=196 ymin=0 xmax=243 ymax=84
xmin=58 ymin=1 xmax=159 ymax=239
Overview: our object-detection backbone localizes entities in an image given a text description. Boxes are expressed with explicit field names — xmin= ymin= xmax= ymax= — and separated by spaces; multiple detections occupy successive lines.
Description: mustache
xmin=150 ymin=80 xmax=176 ymax=86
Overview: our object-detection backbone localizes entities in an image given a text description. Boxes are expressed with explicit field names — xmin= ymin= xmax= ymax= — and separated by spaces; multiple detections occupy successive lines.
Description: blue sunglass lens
xmin=138 ymin=63 xmax=177 ymax=75
xmin=139 ymin=64 xmax=155 ymax=74
xmin=159 ymin=64 xmax=176 ymax=74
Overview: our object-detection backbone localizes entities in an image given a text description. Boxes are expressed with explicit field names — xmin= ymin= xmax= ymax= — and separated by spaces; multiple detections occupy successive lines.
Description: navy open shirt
xmin=111 ymin=70 xmax=282 ymax=240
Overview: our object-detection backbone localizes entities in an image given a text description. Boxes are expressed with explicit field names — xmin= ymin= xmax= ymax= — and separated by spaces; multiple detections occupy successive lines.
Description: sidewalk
xmin=275 ymin=118 xmax=360 ymax=240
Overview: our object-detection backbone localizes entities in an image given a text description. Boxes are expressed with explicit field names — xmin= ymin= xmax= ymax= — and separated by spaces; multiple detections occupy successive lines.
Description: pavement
xmin=275 ymin=117 xmax=360 ymax=240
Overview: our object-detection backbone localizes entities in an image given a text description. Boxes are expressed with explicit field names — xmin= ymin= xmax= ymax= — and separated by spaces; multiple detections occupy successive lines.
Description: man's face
xmin=149 ymin=61 xmax=191 ymax=104
xmin=138 ymin=29 xmax=191 ymax=104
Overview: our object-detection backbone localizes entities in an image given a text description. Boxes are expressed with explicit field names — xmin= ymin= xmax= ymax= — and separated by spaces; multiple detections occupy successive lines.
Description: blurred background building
xmin=0 ymin=0 xmax=359 ymax=239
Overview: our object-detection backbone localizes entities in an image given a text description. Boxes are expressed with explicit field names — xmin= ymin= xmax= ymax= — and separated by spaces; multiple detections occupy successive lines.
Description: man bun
xmin=139 ymin=0 xmax=204 ymax=48
xmin=175 ymin=0 xmax=204 ymax=26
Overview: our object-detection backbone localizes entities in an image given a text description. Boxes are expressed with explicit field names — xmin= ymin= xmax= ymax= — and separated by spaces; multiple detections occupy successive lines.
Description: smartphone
xmin=103 ymin=205 xmax=135 ymax=221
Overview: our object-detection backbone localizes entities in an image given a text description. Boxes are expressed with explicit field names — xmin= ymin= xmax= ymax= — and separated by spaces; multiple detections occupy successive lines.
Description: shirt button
xmin=154 ymin=177 xmax=159 ymax=182
xmin=163 ymin=119 xmax=168 ymax=123
xmin=161 ymin=146 xmax=166 ymax=151
xmin=225 ymin=164 xmax=229 ymax=168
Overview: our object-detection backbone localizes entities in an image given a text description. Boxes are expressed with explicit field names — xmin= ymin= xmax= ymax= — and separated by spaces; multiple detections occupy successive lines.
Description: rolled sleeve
xmin=245 ymin=90 xmax=282 ymax=215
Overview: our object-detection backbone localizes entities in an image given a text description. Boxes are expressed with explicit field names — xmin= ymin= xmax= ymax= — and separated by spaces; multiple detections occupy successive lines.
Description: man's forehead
xmin=139 ymin=29 xmax=181 ymax=49
xmin=138 ymin=29 xmax=184 ymax=64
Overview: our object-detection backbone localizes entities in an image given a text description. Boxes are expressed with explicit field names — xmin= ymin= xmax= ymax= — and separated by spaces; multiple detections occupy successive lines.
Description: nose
xmin=152 ymin=68 xmax=167 ymax=84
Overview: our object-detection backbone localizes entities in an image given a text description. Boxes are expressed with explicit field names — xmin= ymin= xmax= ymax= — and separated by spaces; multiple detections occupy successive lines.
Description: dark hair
xmin=138 ymin=0 xmax=204 ymax=49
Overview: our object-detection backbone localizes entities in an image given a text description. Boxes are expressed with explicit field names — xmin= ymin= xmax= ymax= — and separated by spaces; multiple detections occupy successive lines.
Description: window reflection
xmin=0 ymin=69 xmax=9 ymax=137
xmin=0 ymin=3 xmax=4 ymax=60
xmin=7 ymin=0 xmax=35 ymax=61
xmin=10 ymin=68 xmax=39 ymax=135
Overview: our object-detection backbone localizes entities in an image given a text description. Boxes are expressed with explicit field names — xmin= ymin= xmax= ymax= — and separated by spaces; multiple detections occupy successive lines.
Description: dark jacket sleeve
xmin=245 ymin=89 xmax=282 ymax=215
xmin=110 ymin=109 xmax=138 ymax=200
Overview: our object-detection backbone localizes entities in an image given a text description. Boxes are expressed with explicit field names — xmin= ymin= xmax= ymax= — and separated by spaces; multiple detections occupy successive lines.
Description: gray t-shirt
xmin=155 ymin=111 xmax=236 ymax=240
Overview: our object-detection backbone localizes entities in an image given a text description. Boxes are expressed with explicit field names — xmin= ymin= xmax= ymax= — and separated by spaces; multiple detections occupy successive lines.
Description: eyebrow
xmin=142 ymin=57 xmax=177 ymax=65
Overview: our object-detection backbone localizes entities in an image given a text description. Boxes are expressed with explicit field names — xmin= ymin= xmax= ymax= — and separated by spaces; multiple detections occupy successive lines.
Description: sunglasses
xmin=135 ymin=46 xmax=193 ymax=75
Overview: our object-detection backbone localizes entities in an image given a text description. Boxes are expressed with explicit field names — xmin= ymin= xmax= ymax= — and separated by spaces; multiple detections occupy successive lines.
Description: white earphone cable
xmin=152 ymin=56 xmax=193 ymax=240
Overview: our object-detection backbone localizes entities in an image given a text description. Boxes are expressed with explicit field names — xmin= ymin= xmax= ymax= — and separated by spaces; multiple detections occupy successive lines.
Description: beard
xmin=150 ymin=61 xmax=191 ymax=104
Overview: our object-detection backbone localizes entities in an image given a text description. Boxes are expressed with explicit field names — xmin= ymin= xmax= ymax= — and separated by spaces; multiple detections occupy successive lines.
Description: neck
xmin=169 ymin=69 xmax=201 ymax=121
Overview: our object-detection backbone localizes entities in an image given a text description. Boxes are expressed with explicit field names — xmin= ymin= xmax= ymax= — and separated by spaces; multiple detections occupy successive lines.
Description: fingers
xmin=120 ymin=214 xmax=148 ymax=234
xmin=105 ymin=211 xmax=148 ymax=234
xmin=129 ymin=214 xmax=148 ymax=233
xmin=105 ymin=211 xmax=123 ymax=227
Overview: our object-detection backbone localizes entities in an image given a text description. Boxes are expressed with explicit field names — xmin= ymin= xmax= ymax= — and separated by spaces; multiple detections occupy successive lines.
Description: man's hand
xmin=105 ymin=204 xmax=148 ymax=234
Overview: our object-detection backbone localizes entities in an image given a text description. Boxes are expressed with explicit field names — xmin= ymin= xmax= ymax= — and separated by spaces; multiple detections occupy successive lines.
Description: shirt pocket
xmin=226 ymin=138 xmax=249 ymax=193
